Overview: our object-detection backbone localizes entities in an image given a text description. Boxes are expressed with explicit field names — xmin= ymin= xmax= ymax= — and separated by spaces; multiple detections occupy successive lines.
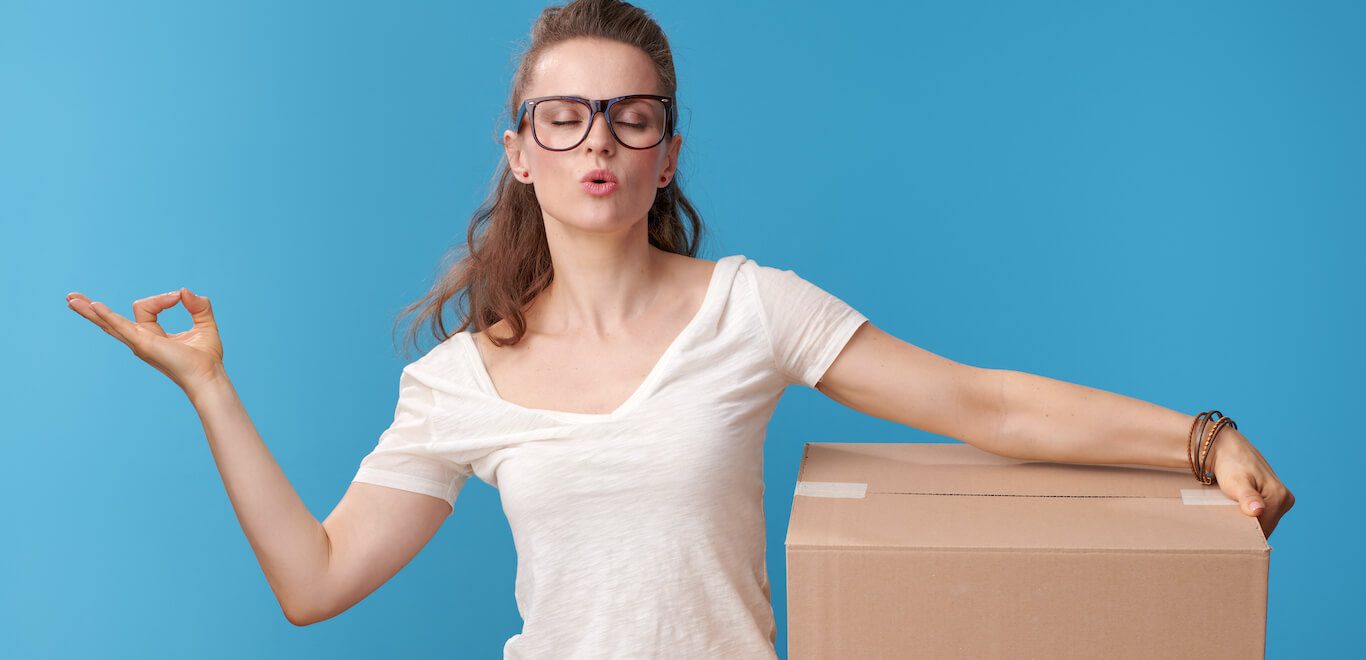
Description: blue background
xmin=3 ymin=0 xmax=1360 ymax=657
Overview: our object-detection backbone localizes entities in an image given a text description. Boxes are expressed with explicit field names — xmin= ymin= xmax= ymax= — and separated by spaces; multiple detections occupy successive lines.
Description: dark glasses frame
xmin=515 ymin=94 xmax=675 ymax=151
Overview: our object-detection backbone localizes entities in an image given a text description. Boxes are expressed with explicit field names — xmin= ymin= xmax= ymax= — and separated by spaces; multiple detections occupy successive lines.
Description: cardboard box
xmin=785 ymin=442 xmax=1269 ymax=659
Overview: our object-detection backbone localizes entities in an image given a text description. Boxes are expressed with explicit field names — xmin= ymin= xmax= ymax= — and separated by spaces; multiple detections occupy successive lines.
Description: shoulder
xmin=661 ymin=250 xmax=718 ymax=285
xmin=695 ymin=254 xmax=811 ymax=308
xmin=719 ymin=254 xmax=796 ymax=280
xmin=729 ymin=255 xmax=807 ymax=297
xmin=676 ymin=252 xmax=787 ymax=288
xmin=400 ymin=329 xmax=477 ymax=389
xmin=735 ymin=257 xmax=864 ymax=327
xmin=652 ymin=251 xmax=724 ymax=313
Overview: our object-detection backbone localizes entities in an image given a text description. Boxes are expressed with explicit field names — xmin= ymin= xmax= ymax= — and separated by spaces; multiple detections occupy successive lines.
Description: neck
xmin=533 ymin=214 xmax=668 ymax=338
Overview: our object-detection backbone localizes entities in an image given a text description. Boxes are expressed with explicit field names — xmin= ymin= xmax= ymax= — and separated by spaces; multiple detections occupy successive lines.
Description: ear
xmin=658 ymin=133 xmax=682 ymax=188
xmin=504 ymin=129 xmax=532 ymax=183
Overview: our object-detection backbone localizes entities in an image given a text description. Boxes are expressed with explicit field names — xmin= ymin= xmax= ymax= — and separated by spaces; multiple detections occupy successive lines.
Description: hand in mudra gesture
xmin=66 ymin=288 xmax=225 ymax=394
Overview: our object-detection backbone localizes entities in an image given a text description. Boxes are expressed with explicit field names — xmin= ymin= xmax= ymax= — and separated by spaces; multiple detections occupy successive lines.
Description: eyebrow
xmin=539 ymin=93 xmax=664 ymax=99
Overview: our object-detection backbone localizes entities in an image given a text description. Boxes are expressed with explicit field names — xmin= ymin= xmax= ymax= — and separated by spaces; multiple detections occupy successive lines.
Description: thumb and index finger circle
xmin=130 ymin=288 xmax=215 ymax=327
xmin=132 ymin=290 xmax=185 ymax=326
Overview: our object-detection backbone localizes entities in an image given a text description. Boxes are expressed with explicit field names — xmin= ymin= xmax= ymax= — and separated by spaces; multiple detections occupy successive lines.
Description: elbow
xmin=278 ymin=567 xmax=338 ymax=627
xmin=282 ymin=596 xmax=331 ymax=627
xmin=283 ymin=603 xmax=315 ymax=627
xmin=976 ymin=368 xmax=1024 ymax=459
xmin=985 ymin=369 xmax=1049 ymax=462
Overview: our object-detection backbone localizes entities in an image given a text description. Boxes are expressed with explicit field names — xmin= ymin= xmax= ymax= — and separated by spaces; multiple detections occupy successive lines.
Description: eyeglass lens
xmin=532 ymin=98 xmax=667 ymax=150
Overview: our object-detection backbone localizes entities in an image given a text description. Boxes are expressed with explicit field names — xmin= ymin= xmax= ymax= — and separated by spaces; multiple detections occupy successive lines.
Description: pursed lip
xmin=580 ymin=169 xmax=619 ymax=184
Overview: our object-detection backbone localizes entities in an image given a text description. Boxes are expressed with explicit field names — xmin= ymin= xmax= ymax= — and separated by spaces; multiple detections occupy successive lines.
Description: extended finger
xmin=87 ymin=300 xmax=145 ymax=351
xmin=67 ymin=295 xmax=124 ymax=342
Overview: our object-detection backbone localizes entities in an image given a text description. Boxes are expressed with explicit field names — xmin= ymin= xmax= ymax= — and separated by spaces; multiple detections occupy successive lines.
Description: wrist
xmin=185 ymin=363 xmax=233 ymax=408
xmin=1203 ymin=426 xmax=1245 ymax=476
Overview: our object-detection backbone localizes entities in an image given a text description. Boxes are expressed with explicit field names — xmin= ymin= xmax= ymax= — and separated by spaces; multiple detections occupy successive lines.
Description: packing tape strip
xmin=1181 ymin=488 xmax=1239 ymax=505
xmin=795 ymin=481 xmax=867 ymax=499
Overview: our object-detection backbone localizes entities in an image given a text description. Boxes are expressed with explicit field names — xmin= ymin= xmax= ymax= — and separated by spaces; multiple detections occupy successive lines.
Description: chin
xmin=545 ymin=198 xmax=651 ymax=234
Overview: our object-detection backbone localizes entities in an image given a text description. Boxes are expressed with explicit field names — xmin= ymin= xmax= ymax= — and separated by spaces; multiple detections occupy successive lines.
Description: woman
xmin=64 ymin=0 xmax=1294 ymax=657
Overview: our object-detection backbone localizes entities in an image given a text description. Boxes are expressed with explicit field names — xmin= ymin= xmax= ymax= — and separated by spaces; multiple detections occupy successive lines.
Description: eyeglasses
xmin=516 ymin=94 xmax=674 ymax=151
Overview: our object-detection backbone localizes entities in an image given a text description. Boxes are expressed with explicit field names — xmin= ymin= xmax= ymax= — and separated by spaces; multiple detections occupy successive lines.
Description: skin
xmin=482 ymin=36 xmax=714 ymax=415
xmin=62 ymin=30 xmax=1294 ymax=628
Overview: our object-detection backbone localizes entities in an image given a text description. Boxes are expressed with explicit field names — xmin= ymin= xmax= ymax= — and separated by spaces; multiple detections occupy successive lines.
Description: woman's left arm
xmin=817 ymin=322 xmax=1295 ymax=538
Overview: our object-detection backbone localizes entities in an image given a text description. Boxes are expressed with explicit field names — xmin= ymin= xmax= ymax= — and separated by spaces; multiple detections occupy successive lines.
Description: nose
xmin=582 ymin=109 xmax=615 ymax=152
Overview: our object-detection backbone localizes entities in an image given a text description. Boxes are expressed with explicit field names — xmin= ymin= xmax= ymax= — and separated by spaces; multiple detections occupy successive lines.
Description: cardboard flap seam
xmin=876 ymin=491 xmax=1173 ymax=498
xmin=785 ymin=545 xmax=1270 ymax=555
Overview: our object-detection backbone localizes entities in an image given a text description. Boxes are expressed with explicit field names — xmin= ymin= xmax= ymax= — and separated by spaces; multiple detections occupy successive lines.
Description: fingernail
xmin=1250 ymin=502 xmax=1264 ymax=513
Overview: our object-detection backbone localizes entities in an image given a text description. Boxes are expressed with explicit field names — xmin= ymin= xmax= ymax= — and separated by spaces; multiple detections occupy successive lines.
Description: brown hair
xmin=392 ymin=0 xmax=704 ymax=359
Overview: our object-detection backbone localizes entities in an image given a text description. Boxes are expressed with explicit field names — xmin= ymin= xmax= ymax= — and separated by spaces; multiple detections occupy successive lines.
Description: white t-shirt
xmin=352 ymin=254 xmax=868 ymax=659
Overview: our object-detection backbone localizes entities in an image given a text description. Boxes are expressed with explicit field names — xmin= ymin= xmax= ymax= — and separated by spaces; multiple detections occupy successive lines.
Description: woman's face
xmin=504 ymin=37 xmax=681 ymax=237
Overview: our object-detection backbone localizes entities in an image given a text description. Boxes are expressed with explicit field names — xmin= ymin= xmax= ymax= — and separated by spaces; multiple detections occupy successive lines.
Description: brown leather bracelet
xmin=1188 ymin=411 xmax=1217 ymax=482
xmin=1198 ymin=415 xmax=1237 ymax=485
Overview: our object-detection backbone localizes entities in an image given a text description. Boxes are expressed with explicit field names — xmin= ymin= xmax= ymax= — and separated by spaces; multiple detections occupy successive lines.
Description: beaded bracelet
xmin=1195 ymin=411 xmax=1224 ymax=483
xmin=1188 ymin=410 xmax=1237 ymax=485
xmin=1199 ymin=416 xmax=1237 ymax=485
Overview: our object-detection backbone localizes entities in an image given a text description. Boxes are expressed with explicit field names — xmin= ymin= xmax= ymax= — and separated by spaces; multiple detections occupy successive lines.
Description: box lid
xmin=786 ymin=442 xmax=1270 ymax=553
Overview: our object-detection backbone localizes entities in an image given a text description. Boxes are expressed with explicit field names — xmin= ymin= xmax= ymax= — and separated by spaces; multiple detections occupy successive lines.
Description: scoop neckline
xmin=460 ymin=254 xmax=743 ymax=422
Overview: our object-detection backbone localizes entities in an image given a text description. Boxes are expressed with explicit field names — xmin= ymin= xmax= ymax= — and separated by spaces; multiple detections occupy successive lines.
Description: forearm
xmin=993 ymin=369 xmax=1207 ymax=469
xmin=188 ymin=367 xmax=332 ymax=624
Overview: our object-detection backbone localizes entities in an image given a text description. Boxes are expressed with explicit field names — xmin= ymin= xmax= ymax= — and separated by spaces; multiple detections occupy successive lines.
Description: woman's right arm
xmin=189 ymin=371 xmax=452 ymax=626
xmin=68 ymin=289 xmax=452 ymax=625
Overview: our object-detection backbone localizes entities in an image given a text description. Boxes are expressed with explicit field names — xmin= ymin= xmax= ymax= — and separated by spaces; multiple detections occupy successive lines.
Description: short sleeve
xmin=352 ymin=365 xmax=470 ymax=512
xmin=750 ymin=262 xmax=869 ymax=387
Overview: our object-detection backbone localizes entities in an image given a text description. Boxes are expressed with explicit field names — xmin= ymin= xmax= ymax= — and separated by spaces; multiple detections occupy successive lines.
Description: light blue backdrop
xmin=3 ymin=1 xmax=1359 ymax=658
